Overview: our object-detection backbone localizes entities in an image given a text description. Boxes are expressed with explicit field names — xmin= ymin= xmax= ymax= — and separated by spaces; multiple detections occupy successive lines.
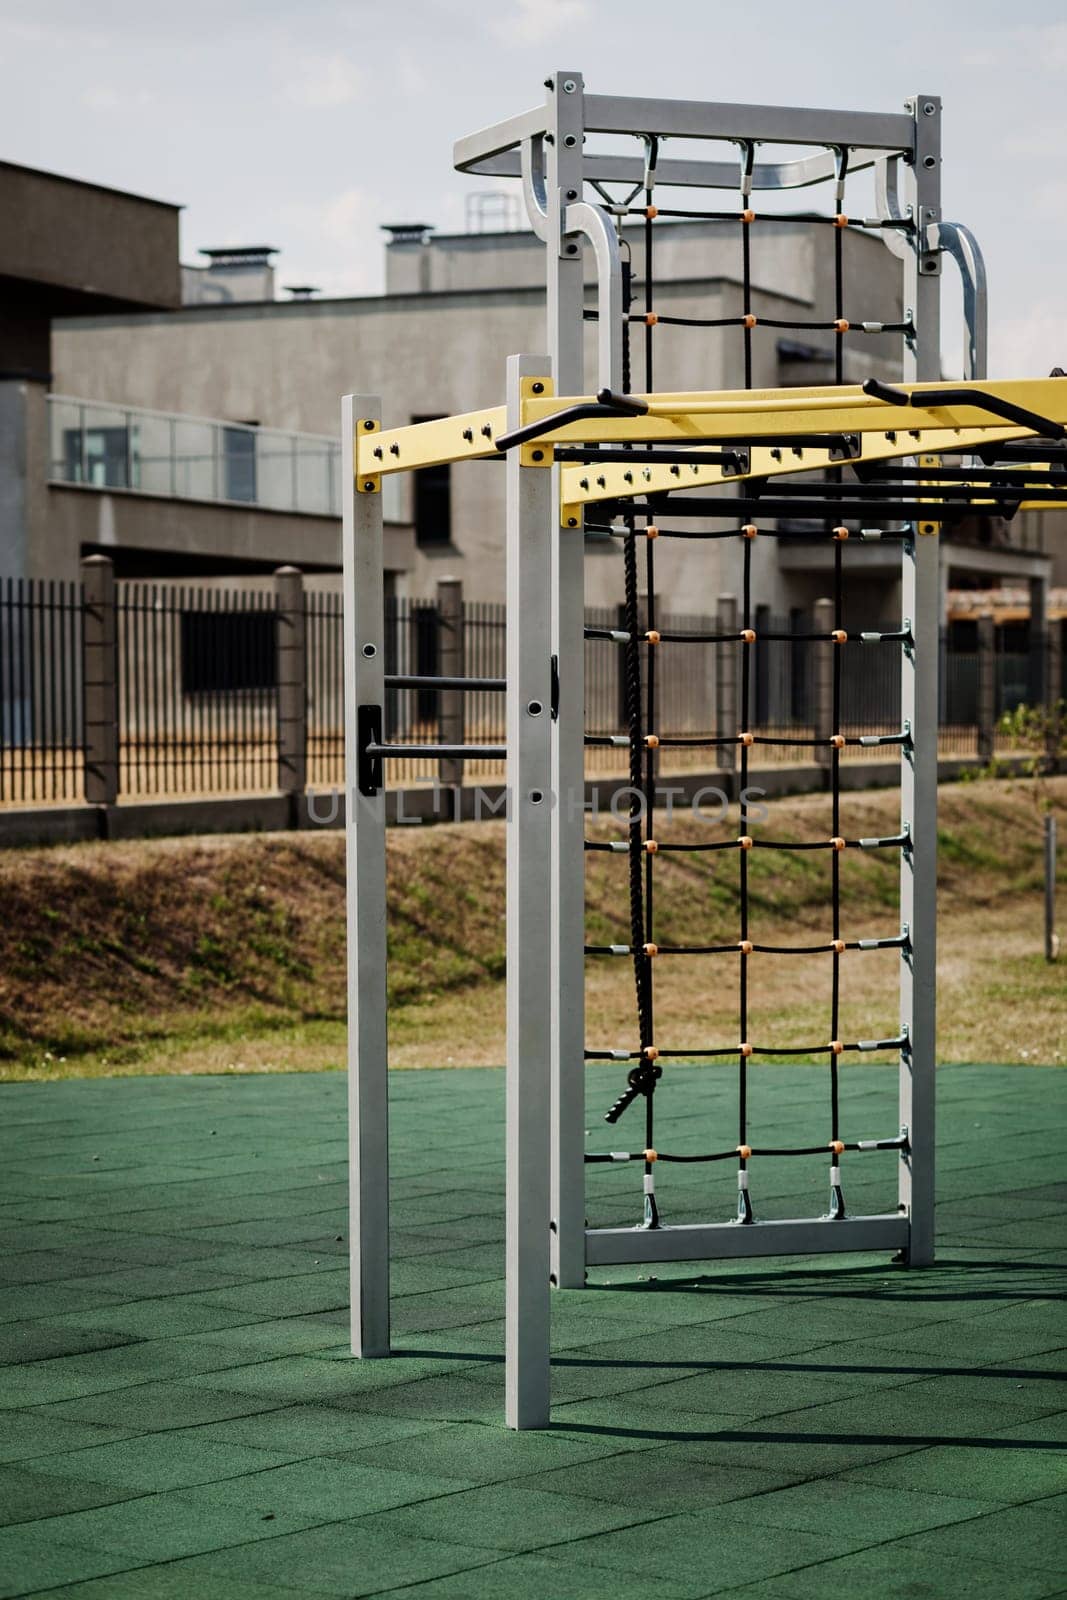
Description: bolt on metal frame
xmin=343 ymin=76 xmax=1066 ymax=1430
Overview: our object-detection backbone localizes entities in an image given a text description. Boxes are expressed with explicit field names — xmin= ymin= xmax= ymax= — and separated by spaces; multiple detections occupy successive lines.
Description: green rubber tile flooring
xmin=0 ymin=1062 xmax=1064 ymax=1599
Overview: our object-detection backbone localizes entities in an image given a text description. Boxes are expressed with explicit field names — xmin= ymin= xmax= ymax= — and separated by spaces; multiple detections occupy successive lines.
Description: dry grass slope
xmin=0 ymin=777 xmax=1063 ymax=1080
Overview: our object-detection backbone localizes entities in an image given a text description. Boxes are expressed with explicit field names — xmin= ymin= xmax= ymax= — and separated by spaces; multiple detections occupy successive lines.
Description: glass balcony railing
xmin=46 ymin=395 xmax=381 ymax=520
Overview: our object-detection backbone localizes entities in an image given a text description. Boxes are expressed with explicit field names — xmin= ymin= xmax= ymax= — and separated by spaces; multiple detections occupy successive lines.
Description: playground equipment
xmin=343 ymin=76 xmax=1067 ymax=1428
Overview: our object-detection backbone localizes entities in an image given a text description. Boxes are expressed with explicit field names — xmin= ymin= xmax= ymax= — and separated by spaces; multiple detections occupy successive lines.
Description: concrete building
xmin=1 ymin=159 xmax=1059 ymax=631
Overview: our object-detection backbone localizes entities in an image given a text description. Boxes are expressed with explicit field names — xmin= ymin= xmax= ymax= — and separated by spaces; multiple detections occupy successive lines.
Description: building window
xmin=223 ymin=426 xmax=257 ymax=503
xmin=411 ymin=414 xmax=451 ymax=546
xmin=180 ymin=609 xmax=276 ymax=693
xmin=63 ymin=425 xmax=135 ymax=489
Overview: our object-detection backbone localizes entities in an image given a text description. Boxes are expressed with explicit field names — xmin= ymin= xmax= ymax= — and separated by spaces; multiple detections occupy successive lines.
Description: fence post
xmin=1047 ymin=621 xmax=1063 ymax=772
xmin=976 ymin=610 xmax=995 ymax=764
xmin=437 ymin=577 xmax=464 ymax=801
xmin=717 ymin=593 xmax=737 ymax=775
xmin=813 ymin=596 xmax=834 ymax=768
xmin=275 ymin=565 xmax=307 ymax=808
xmin=81 ymin=554 xmax=118 ymax=807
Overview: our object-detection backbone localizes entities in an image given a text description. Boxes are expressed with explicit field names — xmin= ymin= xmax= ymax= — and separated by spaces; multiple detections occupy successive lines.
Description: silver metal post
xmin=897 ymin=96 xmax=941 ymax=1267
xmin=547 ymin=72 xmax=590 ymax=1291
xmin=505 ymin=354 xmax=554 ymax=1428
xmin=342 ymin=393 xmax=391 ymax=1356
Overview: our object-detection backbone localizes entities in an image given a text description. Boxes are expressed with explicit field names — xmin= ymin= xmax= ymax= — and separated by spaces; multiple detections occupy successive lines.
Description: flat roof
xmin=0 ymin=158 xmax=180 ymax=212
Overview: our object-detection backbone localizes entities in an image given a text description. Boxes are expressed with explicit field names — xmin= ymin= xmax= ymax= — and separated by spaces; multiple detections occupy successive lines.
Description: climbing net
xmin=580 ymin=143 xmax=932 ymax=1228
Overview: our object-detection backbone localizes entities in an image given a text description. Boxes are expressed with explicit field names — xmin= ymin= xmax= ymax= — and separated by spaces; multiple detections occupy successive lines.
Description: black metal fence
xmin=0 ymin=569 xmax=1062 ymax=810
xmin=0 ymin=577 xmax=83 ymax=804
xmin=117 ymin=584 xmax=278 ymax=798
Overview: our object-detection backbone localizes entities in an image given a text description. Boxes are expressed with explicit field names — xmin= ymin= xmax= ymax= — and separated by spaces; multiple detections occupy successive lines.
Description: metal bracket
xmin=357 ymin=704 xmax=383 ymax=795
xmin=356 ymin=419 xmax=380 ymax=493
xmin=930 ymin=220 xmax=988 ymax=381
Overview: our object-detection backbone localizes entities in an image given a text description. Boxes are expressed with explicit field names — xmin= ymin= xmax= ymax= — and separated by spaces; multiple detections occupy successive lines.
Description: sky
xmin=2 ymin=0 xmax=1065 ymax=377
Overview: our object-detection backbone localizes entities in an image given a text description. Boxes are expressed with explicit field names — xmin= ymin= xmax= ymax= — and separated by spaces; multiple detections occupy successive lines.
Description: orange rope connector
xmin=646 ymin=205 xmax=658 ymax=219
xmin=644 ymin=1148 xmax=658 ymax=1162
xmin=739 ymin=731 xmax=755 ymax=746
xmin=645 ymin=312 xmax=659 ymax=326
xmin=645 ymin=628 xmax=661 ymax=643
xmin=830 ymin=836 xmax=846 ymax=851
xmin=739 ymin=1044 xmax=754 ymax=1060
xmin=831 ymin=629 xmax=848 ymax=643
xmin=644 ymin=839 xmax=659 ymax=854
xmin=740 ymin=628 xmax=756 ymax=643
xmin=645 ymin=525 xmax=659 ymax=540
xmin=830 ymin=734 xmax=846 ymax=750
xmin=829 ymin=1039 xmax=844 ymax=1055
xmin=643 ymin=1045 xmax=659 ymax=1061
xmin=737 ymin=1143 xmax=753 ymax=1158
xmin=738 ymin=835 xmax=754 ymax=850
xmin=741 ymin=208 xmax=756 ymax=224
xmin=834 ymin=213 xmax=848 ymax=228
xmin=742 ymin=313 xmax=758 ymax=329
xmin=831 ymin=938 xmax=846 ymax=954
xmin=833 ymin=318 xmax=850 ymax=332
xmin=738 ymin=939 xmax=754 ymax=955
xmin=829 ymin=1139 xmax=845 ymax=1154
xmin=645 ymin=733 xmax=660 ymax=749
xmin=741 ymin=523 xmax=758 ymax=540
xmin=643 ymin=942 xmax=659 ymax=958
xmin=833 ymin=525 xmax=849 ymax=541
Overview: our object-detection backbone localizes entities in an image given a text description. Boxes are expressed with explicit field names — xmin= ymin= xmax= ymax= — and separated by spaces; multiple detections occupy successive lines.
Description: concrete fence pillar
xmin=274 ymin=566 xmax=306 ymax=799
xmin=976 ymin=611 xmax=995 ymax=764
xmin=436 ymin=577 xmax=464 ymax=793
xmin=717 ymin=593 xmax=737 ymax=774
xmin=813 ymin=596 xmax=834 ymax=769
xmin=81 ymin=554 xmax=118 ymax=806
xmin=1029 ymin=574 xmax=1048 ymax=707
xmin=1047 ymin=621 xmax=1063 ymax=772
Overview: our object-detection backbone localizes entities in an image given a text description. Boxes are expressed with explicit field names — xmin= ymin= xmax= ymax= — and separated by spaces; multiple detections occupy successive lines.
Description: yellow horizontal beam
xmin=356 ymin=405 xmax=508 ymax=481
xmin=559 ymin=424 xmax=1030 ymax=518
xmin=355 ymin=377 xmax=1067 ymax=483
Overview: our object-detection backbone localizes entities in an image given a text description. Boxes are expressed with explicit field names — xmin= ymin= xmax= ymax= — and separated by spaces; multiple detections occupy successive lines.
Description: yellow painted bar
xmin=356 ymin=377 xmax=1067 ymax=478
xmin=558 ymin=424 xmax=1029 ymax=515
xmin=356 ymin=405 xmax=508 ymax=478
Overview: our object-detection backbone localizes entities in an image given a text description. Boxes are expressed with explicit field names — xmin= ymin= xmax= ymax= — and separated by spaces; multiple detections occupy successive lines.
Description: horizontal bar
xmin=585 ymin=1212 xmax=910 ymax=1266
xmin=598 ymin=497 xmax=979 ymax=521
xmin=460 ymin=145 xmax=896 ymax=192
xmin=360 ymin=378 xmax=1067 ymax=481
xmin=452 ymin=102 xmax=548 ymax=174
xmin=384 ymin=674 xmax=505 ymax=692
xmin=364 ymin=742 xmax=505 ymax=760
xmin=583 ymin=93 xmax=915 ymax=153
xmin=586 ymin=1136 xmax=908 ymax=1162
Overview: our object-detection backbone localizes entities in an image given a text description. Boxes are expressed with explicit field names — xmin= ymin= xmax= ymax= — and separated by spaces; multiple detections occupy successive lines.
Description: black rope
xmin=586 ymin=139 xmax=914 ymax=1227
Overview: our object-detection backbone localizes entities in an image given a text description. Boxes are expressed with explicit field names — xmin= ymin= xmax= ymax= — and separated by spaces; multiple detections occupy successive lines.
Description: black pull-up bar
xmin=862 ymin=377 xmax=1065 ymax=441
xmin=495 ymin=387 xmax=648 ymax=451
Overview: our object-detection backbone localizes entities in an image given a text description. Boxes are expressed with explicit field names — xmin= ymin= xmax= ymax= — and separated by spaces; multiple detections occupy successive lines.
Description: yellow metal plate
xmin=356 ymin=406 xmax=507 ymax=479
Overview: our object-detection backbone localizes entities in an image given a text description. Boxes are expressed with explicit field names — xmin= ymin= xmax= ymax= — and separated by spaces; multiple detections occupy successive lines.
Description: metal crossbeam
xmin=354 ymin=378 xmax=1067 ymax=486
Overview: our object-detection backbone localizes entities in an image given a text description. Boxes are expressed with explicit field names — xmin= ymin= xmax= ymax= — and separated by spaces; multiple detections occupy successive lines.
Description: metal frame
xmin=344 ymin=75 xmax=1062 ymax=1431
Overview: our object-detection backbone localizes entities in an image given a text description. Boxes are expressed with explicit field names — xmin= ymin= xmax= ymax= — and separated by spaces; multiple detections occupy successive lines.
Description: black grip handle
xmin=603 ymin=1060 xmax=662 ymax=1124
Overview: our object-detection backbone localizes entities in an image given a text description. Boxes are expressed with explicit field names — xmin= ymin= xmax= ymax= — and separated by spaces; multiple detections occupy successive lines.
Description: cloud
xmin=964 ymin=19 xmax=1067 ymax=72
xmin=319 ymin=187 xmax=375 ymax=246
xmin=989 ymin=295 xmax=1067 ymax=380
xmin=82 ymin=84 xmax=153 ymax=112
xmin=489 ymin=0 xmax=589 ymax=46
xmin=285 ymin=53 xmax=362 ymax=109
